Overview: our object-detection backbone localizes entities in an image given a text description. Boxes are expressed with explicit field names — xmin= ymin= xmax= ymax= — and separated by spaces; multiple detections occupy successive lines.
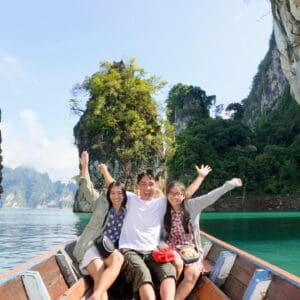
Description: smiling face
xmin=109 ymin=185 xmax=125 ymax=208
xmin=137 ymin=175 xmax=157 ymax=201
xmin=166 ymin=183 xmax=186 ymax=210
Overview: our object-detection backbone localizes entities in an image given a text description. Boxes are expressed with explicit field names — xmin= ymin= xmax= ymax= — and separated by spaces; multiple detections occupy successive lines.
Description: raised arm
xmin=186 ymin=178 xmax=242 ymax=212
xmin=185 ymin=164 xmax=212 ymax=199
xmin=98 ymin=163 xmax=115 ymax=186
xmin=80 ymin=151 xmax=89 ymax=177
xmin=77 ymin=151 xmax=100 ymax=204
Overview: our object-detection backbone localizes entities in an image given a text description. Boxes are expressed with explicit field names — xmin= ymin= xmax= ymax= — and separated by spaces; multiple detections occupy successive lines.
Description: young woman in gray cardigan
xmin=163 ymin=178 xmax=242 ymax=300
xmin=73 ymin=151 xmax=126 ymax=300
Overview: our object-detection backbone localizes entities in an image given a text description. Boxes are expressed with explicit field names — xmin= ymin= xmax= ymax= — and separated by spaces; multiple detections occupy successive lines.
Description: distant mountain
xmin=0 ymin=109 xmax=3 ymax=196
xmin=0 ymin=166 xmax=77 ymax=208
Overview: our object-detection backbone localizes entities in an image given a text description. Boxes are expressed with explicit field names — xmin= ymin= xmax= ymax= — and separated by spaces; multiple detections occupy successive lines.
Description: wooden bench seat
xmin=59 ymin=277 xmax=92 ymax=300
xmin=193 ymin=276 xmax=229 ymax=300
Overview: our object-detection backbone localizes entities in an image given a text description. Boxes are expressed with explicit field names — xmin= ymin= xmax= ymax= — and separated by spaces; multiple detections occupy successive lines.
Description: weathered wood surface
xmin=205 ymin=243 xmax=227 ymax=264
xmin=59 ymin=277 xmax=92 ymax=300
xmin=1 ymin=233 xmax=300 ymax=300
xmin=32 ymin=256 xmax=69 ymax=299
xmin=201 ymin=230 xmax=300 ymax=300
xmin=221 ymin=256 xmax=257 ymax=299
xmin=0 ymin=276 xmax=28 ymax=300
xmin=265 ymin=275 xmax=300 ymax=300
xmin=193 ymin=276 xmax=229 ymax=300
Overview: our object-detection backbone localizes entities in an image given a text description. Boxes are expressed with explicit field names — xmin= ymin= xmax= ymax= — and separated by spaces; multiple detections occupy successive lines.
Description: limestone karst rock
xmin=272 ymin=0 xmax=300 ymax=105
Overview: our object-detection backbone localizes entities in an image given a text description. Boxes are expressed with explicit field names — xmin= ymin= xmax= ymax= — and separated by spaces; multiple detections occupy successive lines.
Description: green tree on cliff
xmin=166 ymin=83 xmax=215 ymax=124
xmin=71 ymin=59 xmax=166 ymax=187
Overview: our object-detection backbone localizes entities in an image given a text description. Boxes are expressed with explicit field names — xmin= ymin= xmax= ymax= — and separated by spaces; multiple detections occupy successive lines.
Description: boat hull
xmin=0 ymin=231 xmax=299 ymax=299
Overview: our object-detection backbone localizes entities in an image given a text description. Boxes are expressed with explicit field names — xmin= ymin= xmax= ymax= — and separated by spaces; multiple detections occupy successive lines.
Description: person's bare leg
xmin=172 ymin=252 xmax=184 ymax=280
xmin=86 ymin=258 xmax=107 ymax=300
xmin=160 ymin=277 xmax=176 ymax=300
xmin=139 ymin=283 xmax=156 ymax=300
xmin=86 ymin=251 xmax=124 ymax=300
xmin=175 ymin=264 xmax=201 ymax=300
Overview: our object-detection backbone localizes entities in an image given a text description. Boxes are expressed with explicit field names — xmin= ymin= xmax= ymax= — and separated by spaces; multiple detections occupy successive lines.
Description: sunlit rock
xmin=272 ymin=0 xmax=300 ymax=104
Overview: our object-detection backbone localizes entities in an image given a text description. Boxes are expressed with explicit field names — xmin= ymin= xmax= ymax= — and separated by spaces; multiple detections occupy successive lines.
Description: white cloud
xmin=0 ymin=53 xmax=40 ymax=91
xmin=1 ymin=109 xmax=78 ymax=182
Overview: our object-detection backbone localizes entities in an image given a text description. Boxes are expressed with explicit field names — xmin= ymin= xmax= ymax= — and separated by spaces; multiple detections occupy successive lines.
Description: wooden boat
xmin=0 ymin=230 xmax=299 ymax=300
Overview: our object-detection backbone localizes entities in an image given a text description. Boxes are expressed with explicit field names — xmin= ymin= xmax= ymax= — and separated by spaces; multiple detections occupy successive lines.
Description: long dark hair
xmin=106 ymin=181 xmax=127 ymax=209
xmin=164 ymin=181 xmax=191 ymax=236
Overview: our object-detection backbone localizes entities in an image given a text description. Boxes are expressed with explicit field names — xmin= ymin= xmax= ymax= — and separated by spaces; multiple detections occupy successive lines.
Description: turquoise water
xmin=0 ymin=209 xmax=299 ymax=277
xmin=0 ymin=208 xmax=90 ymax=275
xmin=200 ymin=211 xmax=300 ymax=276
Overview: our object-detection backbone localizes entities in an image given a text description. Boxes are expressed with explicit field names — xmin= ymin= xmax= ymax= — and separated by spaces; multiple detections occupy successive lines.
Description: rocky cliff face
xmin=2 ymin=166 xmax=76 ymax=208
xmin=0 ymin=109 xmax=3 ymax=206
xmin=73 ymin=126 xmax=163 ymax=213
xmin=242 ymin=34 xmax=288 ymax=127
xmin=172 ymin=94 xmax=216 ymax=133
xmin=272 ymin=0 xmax=300 ymax=105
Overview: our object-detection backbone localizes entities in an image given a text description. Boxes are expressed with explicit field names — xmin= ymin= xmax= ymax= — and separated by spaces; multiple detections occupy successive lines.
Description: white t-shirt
xmin=119 ymin=192 xmax=167 ymax=251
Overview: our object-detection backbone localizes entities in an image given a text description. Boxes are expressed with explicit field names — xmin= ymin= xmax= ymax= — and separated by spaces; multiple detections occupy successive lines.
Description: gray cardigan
xmin=72 ymin=175 xmax=110 ymax=264
xmin=164 ymin=180 xmax=239 ymax=253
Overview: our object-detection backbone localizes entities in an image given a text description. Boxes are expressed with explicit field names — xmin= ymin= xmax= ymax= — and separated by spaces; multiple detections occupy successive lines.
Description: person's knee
xmin=106 ymin=251 xmax=124 ymax=267
xmin=160 ymin=276 xmax=176 ymax=298
xmin=184 ymin=267 xmax=200 ymax=283
xmin=87 ymin=258 xmax=105 ymax=279
xmin=113 ymin=251 xmax=124 ymax=265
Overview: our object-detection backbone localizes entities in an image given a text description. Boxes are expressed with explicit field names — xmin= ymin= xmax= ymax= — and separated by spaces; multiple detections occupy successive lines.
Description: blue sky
xmin=0 ymin=0 xmax=273 ymax=182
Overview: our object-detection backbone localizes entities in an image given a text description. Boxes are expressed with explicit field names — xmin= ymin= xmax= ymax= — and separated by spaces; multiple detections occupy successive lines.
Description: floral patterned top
xmin=166 ymin=209 xmax=195 ymax=248
xmin=103 ymin=207 xmax=125 ymax=247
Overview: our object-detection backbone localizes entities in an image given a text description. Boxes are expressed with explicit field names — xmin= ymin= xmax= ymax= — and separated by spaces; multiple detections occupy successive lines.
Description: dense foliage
xmin=70 ymin=56 xmax=299 ymax=207
xmin=166 ymin=83 xmax=215 ymax=125
xmin=253 ymin=87 xmax=300 ymax=194
xmin=167 ymin=85 xmax=300 ymax=197
xmin=71 ymin=59 xmax=166 ymax=186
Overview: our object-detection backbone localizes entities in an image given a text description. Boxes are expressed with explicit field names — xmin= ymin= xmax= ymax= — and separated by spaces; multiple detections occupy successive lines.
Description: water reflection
xmin=0 ymin=208 xmax=91 ymax=274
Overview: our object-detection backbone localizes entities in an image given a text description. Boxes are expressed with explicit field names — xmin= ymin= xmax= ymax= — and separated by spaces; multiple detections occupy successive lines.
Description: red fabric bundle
xmin=152 ymin=247 xmax=175 ymax=263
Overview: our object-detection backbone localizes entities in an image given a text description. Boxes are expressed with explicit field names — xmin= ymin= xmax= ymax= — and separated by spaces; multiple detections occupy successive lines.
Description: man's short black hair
xmin=137 ymin=169 xmax=156 ymax=183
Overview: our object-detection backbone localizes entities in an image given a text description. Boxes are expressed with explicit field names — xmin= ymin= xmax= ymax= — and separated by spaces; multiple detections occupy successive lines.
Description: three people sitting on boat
xmin=73 ymin=150 xmax=242 ymax=300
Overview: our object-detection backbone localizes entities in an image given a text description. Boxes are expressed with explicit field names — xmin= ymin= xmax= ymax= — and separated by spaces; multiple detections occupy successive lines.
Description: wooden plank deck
xmin=1 ymin=232 xmax=300 ymax=300
xmin=0 ymin=275 xmax=28 ymax=300
xmin=193 ymin=276 xmax=229 ymax=300
xmin=201 ymin=230 xmax=300 ymax=300
xmin=32 ymin=256 xmax=69 ymax=300
xmin=59 ymin=277 xmax=92 ymax=300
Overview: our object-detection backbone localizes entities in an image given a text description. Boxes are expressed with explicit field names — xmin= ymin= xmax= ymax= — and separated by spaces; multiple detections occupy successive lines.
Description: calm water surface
xmin=0 ymin=209 xmax=299 ymax=277
xmin=201 ymin=211 xmax=300 ymax=277
xmin=0 ymin=208 xmax=90 ymax=275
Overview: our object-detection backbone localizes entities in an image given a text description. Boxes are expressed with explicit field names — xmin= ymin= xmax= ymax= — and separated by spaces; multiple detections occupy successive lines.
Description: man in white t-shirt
xmin=100 ymin=167 xmax=175 ymax=300
xmin=100 ymin=165 xmax=211 ymax=300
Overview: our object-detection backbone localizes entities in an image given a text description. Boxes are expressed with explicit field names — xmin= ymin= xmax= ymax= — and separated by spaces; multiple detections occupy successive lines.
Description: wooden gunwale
xmin=200 ymin=230 xmax=300 ymax=287
xmin=1 ymin=232 xmax=300 ymax=299
xmin=0 ymin=237 xmax=80 ymax=285
xmin=0 ymin=244 xmax=65 ymax=284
